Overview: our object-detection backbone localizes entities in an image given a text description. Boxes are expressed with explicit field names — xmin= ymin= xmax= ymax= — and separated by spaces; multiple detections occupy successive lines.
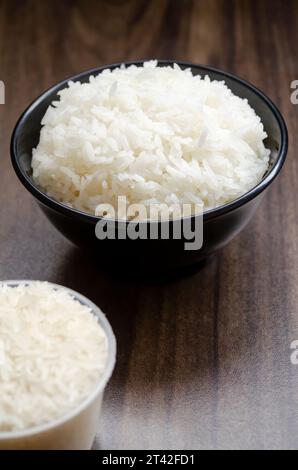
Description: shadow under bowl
xmin=11 ymin=61 xmax=288 ymax=273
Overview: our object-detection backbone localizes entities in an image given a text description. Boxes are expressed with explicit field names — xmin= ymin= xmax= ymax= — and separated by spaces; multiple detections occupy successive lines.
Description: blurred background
xmin=0 ymin=0 xmax=295 ymax=100
xmin=0 ymin=0 xmax=298 ymax=450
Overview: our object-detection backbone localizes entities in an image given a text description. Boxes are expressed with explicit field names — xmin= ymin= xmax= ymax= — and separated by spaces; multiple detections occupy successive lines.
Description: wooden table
xmin=0 ymin=0 xmax=297 ymax=450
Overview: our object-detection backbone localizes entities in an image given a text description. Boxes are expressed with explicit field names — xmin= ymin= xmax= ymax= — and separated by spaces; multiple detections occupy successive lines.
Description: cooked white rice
xmin=32 ymin=61 xmax=270 ymax=217
xmin=0 ymin=282 xmax=108 ymax=432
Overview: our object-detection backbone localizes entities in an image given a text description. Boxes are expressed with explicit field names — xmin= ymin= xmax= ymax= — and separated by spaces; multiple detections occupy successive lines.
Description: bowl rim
xmin=0 ymin=280 xmax=116 ymax=441
xmin=11 ymin=60 xmax=288 ymax=223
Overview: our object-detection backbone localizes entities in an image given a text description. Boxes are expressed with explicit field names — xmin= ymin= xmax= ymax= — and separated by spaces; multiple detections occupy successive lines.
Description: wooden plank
xmin=0 ymin=0 xmax=297 ymax=449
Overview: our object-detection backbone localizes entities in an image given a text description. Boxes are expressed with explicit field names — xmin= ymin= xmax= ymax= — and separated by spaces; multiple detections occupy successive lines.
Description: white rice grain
xmin=32 ymin=61 xmax=270 ymax=217
xmin=0 ymin=282 xmax=108 ymax=432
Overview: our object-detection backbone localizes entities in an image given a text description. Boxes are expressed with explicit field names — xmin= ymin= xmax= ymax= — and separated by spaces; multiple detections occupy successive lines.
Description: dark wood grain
xmin=0 ymin=0 xmax=298 ymax=450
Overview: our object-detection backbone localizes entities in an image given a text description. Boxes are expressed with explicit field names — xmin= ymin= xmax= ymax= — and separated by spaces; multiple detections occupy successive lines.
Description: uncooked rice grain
xmin=0 ymin=282 xmax=108 ymax=432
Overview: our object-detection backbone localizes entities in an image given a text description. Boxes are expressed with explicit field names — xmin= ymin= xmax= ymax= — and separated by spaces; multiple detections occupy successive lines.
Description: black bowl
xmin=11 ymin=61 xmax=288 ymax=273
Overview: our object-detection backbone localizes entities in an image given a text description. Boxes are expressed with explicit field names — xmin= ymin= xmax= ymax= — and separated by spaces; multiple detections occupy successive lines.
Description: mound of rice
xmin=32 ymin=61 xmax=270 ymax=217
xmin=0 ymin=282 xmax=108 ymax=432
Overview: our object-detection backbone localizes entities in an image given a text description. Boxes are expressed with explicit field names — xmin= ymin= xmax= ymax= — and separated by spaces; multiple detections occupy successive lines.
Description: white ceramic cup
xmin=0 ymin=280 xmax=116 ymax=450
